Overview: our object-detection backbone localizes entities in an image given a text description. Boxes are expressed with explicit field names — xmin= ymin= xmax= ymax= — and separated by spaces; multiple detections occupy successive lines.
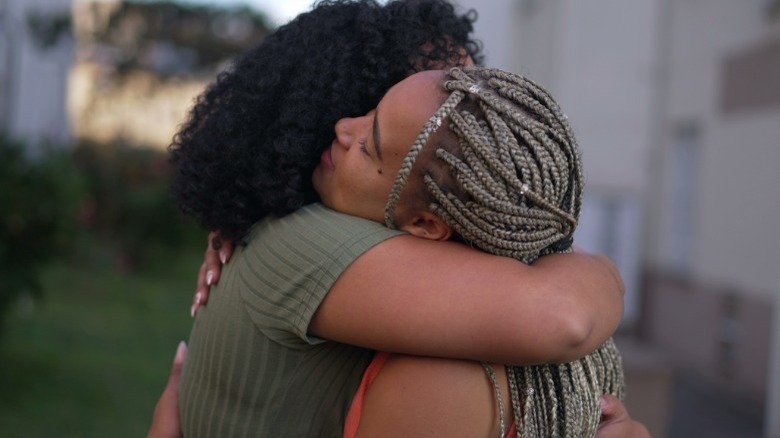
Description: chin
xmin=312 ymin=185 xmax=327 ymax=206
xmin=311 ymin=169 xmax=323 ymax=191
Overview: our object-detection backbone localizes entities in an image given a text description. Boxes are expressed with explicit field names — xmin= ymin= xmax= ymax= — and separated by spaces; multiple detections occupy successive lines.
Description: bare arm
xmin=311 ymin=235 xmax=624 ymax=365
xmin=354 ymin=355 xmax=506 ymax=438
xmin=354 ymin=355 xmax=648 ymax=438
xmin=198 ymin=232 xmax=624 ymax=364
xmin=146 ymin=345 xmax=646 ymax=438
xmin=147 ymin=342 xmax=187 ymax=438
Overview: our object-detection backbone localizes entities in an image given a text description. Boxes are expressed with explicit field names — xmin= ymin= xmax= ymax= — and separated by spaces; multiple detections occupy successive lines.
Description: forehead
xmin=376 ymin=70 xmax=448 ymax=156
xmin=381 ymin=70 xmax=447 ymax=111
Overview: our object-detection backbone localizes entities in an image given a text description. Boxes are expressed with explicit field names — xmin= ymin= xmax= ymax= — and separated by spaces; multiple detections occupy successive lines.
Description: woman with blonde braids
xmin=314 ymin=66 xmax=629 ymax=437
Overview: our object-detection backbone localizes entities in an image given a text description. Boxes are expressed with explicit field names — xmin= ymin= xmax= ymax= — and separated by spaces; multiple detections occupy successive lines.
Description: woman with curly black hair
xmin=169 ymin=0 xmax=481 ymax=243
xmin=157 ymin=1 xmax=627 ymax=437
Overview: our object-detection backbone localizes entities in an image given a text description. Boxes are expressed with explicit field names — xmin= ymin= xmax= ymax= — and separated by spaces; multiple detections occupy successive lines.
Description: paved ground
xmin=618 ymin=338 xmax=765 ymax=437
xmin=665 ymin=373 xmax=764 ymax=438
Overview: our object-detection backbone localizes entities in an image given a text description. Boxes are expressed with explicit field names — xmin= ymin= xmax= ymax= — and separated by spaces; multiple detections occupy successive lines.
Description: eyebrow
xmin=373 ymin=108 xmax=383 ymax=161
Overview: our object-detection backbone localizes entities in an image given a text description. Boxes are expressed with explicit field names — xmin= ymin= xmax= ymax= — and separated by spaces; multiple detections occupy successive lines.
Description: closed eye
xmin=359 ymin=139 xmax=370 ymax=156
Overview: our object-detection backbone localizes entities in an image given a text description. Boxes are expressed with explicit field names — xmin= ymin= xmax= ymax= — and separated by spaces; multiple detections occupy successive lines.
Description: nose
xmin=334 ymin=117 xmax=358 ymax=149
xmin=334 ymin=110 xmax=374 ymax=150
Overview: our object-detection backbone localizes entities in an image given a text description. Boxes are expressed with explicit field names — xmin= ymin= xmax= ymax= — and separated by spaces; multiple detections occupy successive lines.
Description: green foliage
xmin=0 ymin=134 xmax=202 ymax=339
xmin=0 ymin=133 xmax=84 ymax=336
xmin=90 ymin=0 xmax=274 ymax=75
xmin=0 ymin=238 xmax=200 ymax=437
xmin=0 ymin=135 xmax=205 ymax=435
xmin=72 ymin=140 xmax=203 ymax=270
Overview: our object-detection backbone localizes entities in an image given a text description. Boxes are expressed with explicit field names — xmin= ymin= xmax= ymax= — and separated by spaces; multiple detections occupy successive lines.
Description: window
xmin=664 ymin=123 xmax=699 ymax=273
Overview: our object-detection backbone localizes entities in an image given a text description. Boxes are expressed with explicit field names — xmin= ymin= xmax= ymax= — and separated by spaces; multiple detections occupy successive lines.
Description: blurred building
xmin=2 ymin=0 xmax=269 ymax=149
xmin=0 ymin=0 xmax=74 ymax=145
xmin=68 ymin=0 xmax=271 ymax=148
xmin=455 ymin=0 xmax=780 ymax=436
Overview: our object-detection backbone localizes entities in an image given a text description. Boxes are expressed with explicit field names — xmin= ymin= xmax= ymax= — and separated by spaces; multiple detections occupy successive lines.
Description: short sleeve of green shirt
xmin=236 ymin=203 xmax=405 ymax=346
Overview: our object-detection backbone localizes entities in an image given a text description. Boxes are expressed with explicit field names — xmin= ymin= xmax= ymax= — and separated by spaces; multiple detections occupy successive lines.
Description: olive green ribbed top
xmin=180 ymin=203 xmax=403 ymax=437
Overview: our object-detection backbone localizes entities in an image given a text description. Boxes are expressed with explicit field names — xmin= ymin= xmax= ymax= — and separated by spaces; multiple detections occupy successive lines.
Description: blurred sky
xmin=127 ymin=0 xmax=393 ymax=26
xmin=173 ymin=0 xmax=314 ymax=25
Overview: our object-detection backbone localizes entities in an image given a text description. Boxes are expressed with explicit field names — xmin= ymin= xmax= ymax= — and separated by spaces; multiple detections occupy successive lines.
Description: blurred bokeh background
xmin=1 ymin=0 xmax=778 ymax=436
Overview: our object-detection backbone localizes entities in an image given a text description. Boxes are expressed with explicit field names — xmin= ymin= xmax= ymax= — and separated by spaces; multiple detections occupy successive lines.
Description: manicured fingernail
xmin=195 ymin=291 xmax=203 ymax=305
xmin=175 ymin=341 xmax=187 ymax=362
xmin=206 ymin=271 xmax=214 ymax=286
xmin=190 ymin=304 xmax=197 ymax=318
xmin=220 ymin=250 xmax=228 ymax=264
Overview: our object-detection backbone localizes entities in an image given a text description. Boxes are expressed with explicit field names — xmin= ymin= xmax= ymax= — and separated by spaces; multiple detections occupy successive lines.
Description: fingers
xmin=600 ymin=395 xmax=628 ymax=422
xmin=204 ymin=232 xmax=223 ymax=287
xmin=192 ymin=232 xmax=236 ymax=317
xmin=193 ymin=233 xmax=220 ymax=317
xmin=219 ymin=237 xmax=234 ymax=265
xmin=192 ymin=261 xmax=209 ymax=317
xmin=597 ymin=395 xmax=651 ymax=438
xmin=209 ymin=231 xmax=234 ymax=265
xmin=168 ymin=341 xmax=187 ymax=390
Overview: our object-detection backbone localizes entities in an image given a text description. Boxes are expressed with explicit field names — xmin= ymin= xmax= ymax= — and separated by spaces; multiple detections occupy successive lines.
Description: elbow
xmin=551 ymin=290 xmax=624 ymax=362
xmin=562 ymin=315 xmax=606 ymax=362
xmin=500 ymin=309 xmax=602 ymax=365
xmin=550 ymin=309 xmax=600 ymax=362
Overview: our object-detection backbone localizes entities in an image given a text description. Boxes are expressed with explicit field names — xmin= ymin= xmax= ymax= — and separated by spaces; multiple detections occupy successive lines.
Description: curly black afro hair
xmin=169 ymin=0 xmax=482 ymax=241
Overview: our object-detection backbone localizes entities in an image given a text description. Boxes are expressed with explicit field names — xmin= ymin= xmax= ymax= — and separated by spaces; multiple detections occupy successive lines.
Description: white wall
xmin=554 ymin=0 xmax=660 ymax=192
xmin=456 ymin=0 xmax=659 ymax=327
xmin=652 ymin=0 xmax=780 ymax=299
xmin=0 ymin=0 xmax=73 ymax=145
xmin=457 ymin=0 xmax=659 ymax=192
xmin=453 ymin=0 xmax=525 ymax=71
xmin=697 ymin=111 xmax=780 ymax=298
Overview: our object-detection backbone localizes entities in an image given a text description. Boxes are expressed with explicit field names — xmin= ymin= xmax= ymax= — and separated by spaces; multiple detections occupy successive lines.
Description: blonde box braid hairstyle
xmin=384 ymin=66 xmax=625 ymax=438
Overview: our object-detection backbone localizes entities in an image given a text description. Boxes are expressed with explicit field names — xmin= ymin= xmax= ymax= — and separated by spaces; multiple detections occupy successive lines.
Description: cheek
xmin=341 ymin=182 xmax=391 ymax=221
xmin=329 ymin=172 xmax=365 ymax=207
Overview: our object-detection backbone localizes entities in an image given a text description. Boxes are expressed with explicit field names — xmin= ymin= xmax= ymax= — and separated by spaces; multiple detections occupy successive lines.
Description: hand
xmin=191 ymin=231 xmax=234 ymax=316
xmin=147 ymin=342 xmax=188 ymax=438
xmin=596 ymin=395 xmax=651 ymax=437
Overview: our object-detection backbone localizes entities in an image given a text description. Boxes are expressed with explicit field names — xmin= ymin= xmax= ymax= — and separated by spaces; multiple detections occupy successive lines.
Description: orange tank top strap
xmin=343 ymin=351 xmax=391 ymax=438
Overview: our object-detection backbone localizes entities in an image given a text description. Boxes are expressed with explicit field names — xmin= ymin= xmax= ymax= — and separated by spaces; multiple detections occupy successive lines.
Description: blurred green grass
xmin=0 ymin=237 xmax=201 ymax=437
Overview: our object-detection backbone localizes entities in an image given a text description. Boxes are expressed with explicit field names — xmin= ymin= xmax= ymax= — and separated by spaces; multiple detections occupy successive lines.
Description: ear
xmin=398 ymin=211 xmax=452 ymax=241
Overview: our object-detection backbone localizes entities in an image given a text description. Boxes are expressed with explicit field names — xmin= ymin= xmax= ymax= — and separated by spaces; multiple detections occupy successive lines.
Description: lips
xmin=320 ymin=141 xmax=335 ymax=170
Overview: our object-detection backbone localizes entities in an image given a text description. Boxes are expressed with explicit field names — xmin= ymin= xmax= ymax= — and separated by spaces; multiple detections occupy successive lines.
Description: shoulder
xmin=235 ymin=204 xmax=404 ymax=343
xmin=355 ymin=355 xmax=506 ymax=438
xmin=246 ymin=203 xmax=403 ymax=252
